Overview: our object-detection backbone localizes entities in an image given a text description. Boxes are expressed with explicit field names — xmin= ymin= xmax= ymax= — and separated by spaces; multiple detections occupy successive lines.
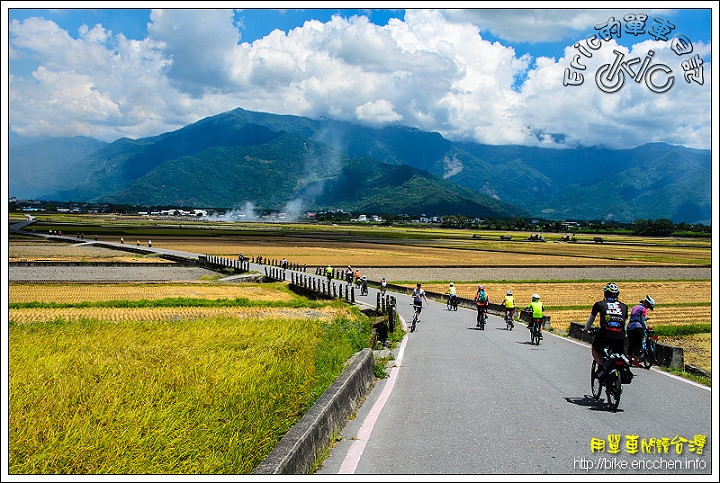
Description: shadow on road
xmin=565 ymin=395 xmax=624 ymax=412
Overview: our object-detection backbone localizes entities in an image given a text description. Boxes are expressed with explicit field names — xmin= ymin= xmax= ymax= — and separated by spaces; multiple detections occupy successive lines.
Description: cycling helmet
xmin=507 ymin=290 xmax=512 ymax=295
xmin=532 ymin=293 xmax=540 ymax=300
xmin=478 ymin=285 xmax=485 ymax=290
xmin=642 ymin=295 xmax=655 ymax=310
xmin=362 ymin=275 xmax=367 ymax=279
xmin=450 ymin=282 xmax=454 ymax=287
xmin=603 ymin=282 xmax=620 ymax=298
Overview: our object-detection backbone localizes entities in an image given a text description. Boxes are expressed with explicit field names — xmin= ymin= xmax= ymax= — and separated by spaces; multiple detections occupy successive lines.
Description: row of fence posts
xmin=288 ymin=270 xmax=396 ymax=328
xmin=200 ymin=256 xmax=397 ymax=335
xmin=251 ymin=256 xmax=307 ymax=272
xmin=200 ymin=255 xmax=250 ymax=272
xmin=199 ymin=255 xmax=308 ymax=274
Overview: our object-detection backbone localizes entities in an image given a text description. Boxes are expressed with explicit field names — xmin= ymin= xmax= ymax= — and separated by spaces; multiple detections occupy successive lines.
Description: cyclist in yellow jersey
xmin=446 ymin=282 xmax=458 ymax=306
xmin=502 ymin=290 xmax=515 ymax=328
xmin=526 ymin=294 xmax=544 ymax=339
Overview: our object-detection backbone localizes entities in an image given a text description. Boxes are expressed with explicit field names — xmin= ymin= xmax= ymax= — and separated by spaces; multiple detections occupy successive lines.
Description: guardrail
xmin=567 ymin=322 xmax=684 ymax=369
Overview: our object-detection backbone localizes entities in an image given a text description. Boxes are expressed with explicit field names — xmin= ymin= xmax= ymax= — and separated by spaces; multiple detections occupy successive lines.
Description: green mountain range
xmin=9 ymin=107 xmax=711 ymax=224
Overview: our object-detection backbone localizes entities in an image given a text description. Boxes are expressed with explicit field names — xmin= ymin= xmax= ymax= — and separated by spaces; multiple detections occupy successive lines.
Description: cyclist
xmin=473 ymin=284 xmax=489 ymax=327
xmin=525 ymin=293 xmax=544 ymax=339
xmin=325 ymin=264 xmax=333 ymax=282
xmin=502 ymin=290 xmax=515 ymax=328
xmin=361 ymin=275 xmax=368 ymax=295
xmin=380 ymin=277 xmax=387 ymax=295
xmin=346 ymin=266 xmax=353 ymax=284
xmin=412 ymin=283 xmax=430 ymax=318
xmin=446 ymin=282 xmax=458 ymax=306
xmin=354 ymin=269 xmax=362 ymax=286
xmin=582 ymin=283 xmax=628 ymax=379
xmin=627 ymin=295 xmax=655 ymax=367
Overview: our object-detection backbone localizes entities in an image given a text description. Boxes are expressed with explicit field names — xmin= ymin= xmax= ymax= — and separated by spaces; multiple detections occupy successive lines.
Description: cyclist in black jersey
xmin=582 ymin=282 xmax=629 ymax=377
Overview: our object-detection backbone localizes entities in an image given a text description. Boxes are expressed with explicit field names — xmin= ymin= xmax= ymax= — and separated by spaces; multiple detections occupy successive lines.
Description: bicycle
xmin=529 ymin=319 xmax=541 ymax=345
xmin=360 ymin=282 xmax=368 ymax=296
xmin=586 ymin=329 xmax=634 ymax=412
xmin=446 ymin=294 xmax=458 ymax=311
xmin=504 ymin=309 xmax=515 ymax=330
xmin=409 ymin=303 xmax=422 ymax=332
xmin=638 ymin=326 xmax=658 ymax=369
xmin=475 ymin=307 xmax=487 ymax=330
xmin=590 ymin=346 xmax=633 ymax=412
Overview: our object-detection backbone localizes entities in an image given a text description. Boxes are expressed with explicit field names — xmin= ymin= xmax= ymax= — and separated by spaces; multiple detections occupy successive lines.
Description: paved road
xmin=316 ymin=285 xmax=714 ymax=476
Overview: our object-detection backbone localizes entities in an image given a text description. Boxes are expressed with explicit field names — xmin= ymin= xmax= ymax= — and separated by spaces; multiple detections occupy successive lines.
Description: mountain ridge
xmin=8 ymin=107 xmax=711 ymax=224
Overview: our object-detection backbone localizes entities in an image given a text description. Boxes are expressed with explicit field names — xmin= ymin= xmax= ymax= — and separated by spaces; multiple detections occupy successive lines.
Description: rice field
xmin=8 ymin=282 xmax=299 ymax=304
xmin=9 ymin=309 xmax=370 ymax=474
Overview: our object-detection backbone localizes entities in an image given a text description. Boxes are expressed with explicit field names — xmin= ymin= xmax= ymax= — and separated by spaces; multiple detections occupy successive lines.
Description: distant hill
xmin=9 ymin=107 xmax=711 ymax=224
xmin=9 ymin=136 xmax=107 ymax=200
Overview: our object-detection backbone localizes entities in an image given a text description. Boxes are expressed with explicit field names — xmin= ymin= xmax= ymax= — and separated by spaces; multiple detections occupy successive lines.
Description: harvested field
xmin=9 ymin=238 xmax=173 ymax=263
xmin=9 ymin=306 xmax=348 ymax=325
xmin=9 ymin=283 xmax=296 ymax=304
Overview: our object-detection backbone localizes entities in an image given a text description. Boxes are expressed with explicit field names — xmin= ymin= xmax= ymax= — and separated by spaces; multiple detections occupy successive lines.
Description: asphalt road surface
xmin=316 ymin=285 xmax=713 ymax=476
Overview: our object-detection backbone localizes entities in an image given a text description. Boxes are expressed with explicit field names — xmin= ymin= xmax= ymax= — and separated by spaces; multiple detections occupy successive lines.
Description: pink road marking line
xmin=338 ymin=334 xmax=408 ymax=474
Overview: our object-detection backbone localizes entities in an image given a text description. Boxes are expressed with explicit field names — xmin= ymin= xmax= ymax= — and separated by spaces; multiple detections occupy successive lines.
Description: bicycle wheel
xmin=530 ymin=323 xmax=539 ymax=345
xmin=641 ymin=340 xmax=656 ymax=369
xmin=453 ymin=301 xmax=458 ymax=311
xmin=606 ymin=371 xmax=622 ymax=412
xmin=447 ymin=300 xmax=452 ymax=311
xmin=410 ymin=313 xmax=418 ymax=333
xmin=591 ymin=361 xmax=602 ymax=400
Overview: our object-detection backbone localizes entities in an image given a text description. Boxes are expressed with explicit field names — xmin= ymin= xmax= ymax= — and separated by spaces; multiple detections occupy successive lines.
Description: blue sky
xmin=4 ymin=3 xmax=716 ymax=150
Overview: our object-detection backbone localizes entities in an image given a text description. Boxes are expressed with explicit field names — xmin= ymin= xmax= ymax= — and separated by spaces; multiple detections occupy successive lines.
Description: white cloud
xmin=7 ymin=8 xmax=712 ymax=150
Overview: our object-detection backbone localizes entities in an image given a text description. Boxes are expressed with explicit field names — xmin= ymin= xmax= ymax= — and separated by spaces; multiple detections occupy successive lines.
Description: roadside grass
xmin=9 ymin=302 xmax=372 ymax=474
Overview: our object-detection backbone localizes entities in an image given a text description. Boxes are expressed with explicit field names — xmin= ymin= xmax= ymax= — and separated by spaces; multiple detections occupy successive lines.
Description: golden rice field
xmin=9 ymin=238 xmax=173 ymax=264
xmin=8 ymin=283 xmax=298 ymax=304
xmin=154 ymin=236 xmax=710 ymax=267
xmin=10 ymin=228 xmax=711 ymax=267
xmin=8 ymin=305 xmax=349 ymax=325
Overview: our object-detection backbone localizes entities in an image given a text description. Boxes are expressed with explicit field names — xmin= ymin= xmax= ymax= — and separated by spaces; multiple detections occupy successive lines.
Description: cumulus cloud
xmin=7 ymin=8 xmax=712 ymax=150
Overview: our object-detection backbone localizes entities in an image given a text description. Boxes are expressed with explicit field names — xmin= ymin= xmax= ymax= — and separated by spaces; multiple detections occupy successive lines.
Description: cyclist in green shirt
xmin=526 ymin=293 xmax=544 ymax=339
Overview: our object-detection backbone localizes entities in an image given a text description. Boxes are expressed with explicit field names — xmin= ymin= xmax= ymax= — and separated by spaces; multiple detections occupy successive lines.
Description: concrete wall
xmin=251 ymin=348 xmax=376 ymax=475
xmin=567 ymin=322 xmax=684 ymax=369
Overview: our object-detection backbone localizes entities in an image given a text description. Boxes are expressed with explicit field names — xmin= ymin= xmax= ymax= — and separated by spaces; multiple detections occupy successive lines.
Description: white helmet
xmin=507 ymin=290 xmax=512 ymax=295
xmin=449 ymin=282 xmax=454 ymax=286
xmin=642 ymin=295 xmax=655 ymax=310
xmin=532 ymin=293 xmax=540 ymax=300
